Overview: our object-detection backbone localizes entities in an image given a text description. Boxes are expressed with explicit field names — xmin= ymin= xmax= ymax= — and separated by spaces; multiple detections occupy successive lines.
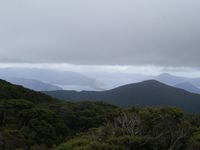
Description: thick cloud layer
xmin=0 ymin=0 xmax=200 ymax=66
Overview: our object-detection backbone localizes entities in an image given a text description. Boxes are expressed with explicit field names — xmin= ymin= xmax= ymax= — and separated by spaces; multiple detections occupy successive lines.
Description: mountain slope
xmin=174 ymin=82 xmax=200 ymax=94
xmin=0 ymin=79 xmax=120 ymax=149
xmin=0 ymin=79 xmax=57 ymax=103
xmin=45 ymin=80 xmax=200 ymax=113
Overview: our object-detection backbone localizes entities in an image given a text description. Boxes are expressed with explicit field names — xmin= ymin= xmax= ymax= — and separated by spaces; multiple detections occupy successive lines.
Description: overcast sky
xmin=0 ymin=0 xmax=200 ymax=67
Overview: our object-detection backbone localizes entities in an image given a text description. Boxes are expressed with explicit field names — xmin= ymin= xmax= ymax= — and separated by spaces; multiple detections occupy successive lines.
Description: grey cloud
xmin=0 ymin=0 xmax=200 ymax=66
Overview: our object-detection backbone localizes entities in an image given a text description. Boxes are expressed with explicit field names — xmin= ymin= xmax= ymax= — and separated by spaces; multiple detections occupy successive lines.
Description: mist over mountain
xmin=154 ymin=73 xmax=200 ymax=87
xmin=3 ymin=77 xmax=63 ymax=91
xmin=1 ymin=67 xmax=200 ymax=92
xmin=154 ymin=73 xmax=186 ymax=85
xmin=83 ymin=72 xmax=200 ymax=90
xmin=0 ymin=68 xmax=104 ymax=91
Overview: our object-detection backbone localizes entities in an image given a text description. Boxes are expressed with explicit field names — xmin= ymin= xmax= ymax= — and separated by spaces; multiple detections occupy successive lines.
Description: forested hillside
xmin=1 ymin=79 xmax=200 ymax=150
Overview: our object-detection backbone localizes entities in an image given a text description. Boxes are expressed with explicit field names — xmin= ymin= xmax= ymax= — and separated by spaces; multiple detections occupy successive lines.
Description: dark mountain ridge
xmin=45 ymin=80 xmax=200 ymax=113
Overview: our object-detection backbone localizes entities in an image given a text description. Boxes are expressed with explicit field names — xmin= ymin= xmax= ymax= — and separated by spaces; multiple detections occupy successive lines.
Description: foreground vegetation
xmin=56 ymin=107 xmax=200 ymax=150
xmin=1 ymin=79 xmax=200 ymax=149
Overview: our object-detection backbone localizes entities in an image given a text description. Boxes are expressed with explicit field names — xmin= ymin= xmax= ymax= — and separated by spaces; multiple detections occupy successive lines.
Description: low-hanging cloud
xmin=0 ymin=0 xmax=200 ymax=67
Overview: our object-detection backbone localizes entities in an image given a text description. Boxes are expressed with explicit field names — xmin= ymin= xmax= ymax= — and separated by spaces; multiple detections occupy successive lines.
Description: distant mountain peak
xmin=174 ymin=82 xmax=200 ymax=94
xmin=130 ymin=80 xmax=168 ymax=87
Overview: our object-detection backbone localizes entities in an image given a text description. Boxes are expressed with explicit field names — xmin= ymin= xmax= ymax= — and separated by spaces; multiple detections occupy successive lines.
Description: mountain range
xmin=44 ymin=80 xmax=200 ymax=113
xmin=1 ymin=67 xmax=200 ymax=93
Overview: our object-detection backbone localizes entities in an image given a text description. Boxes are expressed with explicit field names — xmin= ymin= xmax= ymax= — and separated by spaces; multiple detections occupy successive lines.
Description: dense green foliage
xmin=0 ymin=99 xmax=69 ymax=149
xmin=56 ymin=107 xmax=200 ymax=150
xmin=0 ymin=80 xmax=121 ymax=149
xmin=0 ymin=99 xmax=120 ymax=149
xmin=1 ymin=79 xmax=200 ymax=150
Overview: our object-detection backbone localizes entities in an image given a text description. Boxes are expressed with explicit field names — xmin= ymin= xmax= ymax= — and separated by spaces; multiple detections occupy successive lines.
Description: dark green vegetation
xmin=56 ymin=107 xmax=200 ymax=150
xmin=44 ymin=80 xmax=200 ymax=113
xmin=0 ymin=79 xmax=57 ymax=104
xmin=1 ymin=79 xmax=200 ymax=150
